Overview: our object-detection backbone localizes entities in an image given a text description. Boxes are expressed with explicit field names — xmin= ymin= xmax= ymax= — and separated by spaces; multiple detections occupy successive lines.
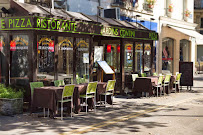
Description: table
xmin=133 ymin=76 xmax=176 ymax=96
xmin=32 ymin=82 xmax=108 ymax=116
xmin=31 ymin=86 xmax=63 ymax=116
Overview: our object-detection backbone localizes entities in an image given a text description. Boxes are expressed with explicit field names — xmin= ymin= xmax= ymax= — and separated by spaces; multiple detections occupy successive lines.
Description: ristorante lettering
xmin=36 ymin=18 xmax=77 ymax=32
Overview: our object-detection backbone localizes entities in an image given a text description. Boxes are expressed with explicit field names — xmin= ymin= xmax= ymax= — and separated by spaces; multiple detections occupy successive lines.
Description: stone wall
xmin=0 ymin=98 xmax=23 ymax=115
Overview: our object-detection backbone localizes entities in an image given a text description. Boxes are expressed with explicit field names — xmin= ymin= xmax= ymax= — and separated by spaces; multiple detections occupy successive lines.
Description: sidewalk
xmin=0 ymin=74 xmax=203 ymax=135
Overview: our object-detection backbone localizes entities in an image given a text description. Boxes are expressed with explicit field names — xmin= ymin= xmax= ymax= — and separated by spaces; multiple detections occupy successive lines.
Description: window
xmin=105 ymin=44 xmax=120 ymax=72
xmin=57 ymin=37 xmax=73 ymax=84
xmin=0 ymin=36 xmax=6 ymax=83
xmin=162 ymin=38 xmax=174 ymax=73
xmin=37 ymin=35 xmax=55 ymax=82
xmin=76 ymin=38 xmax=89 ymax=84
xmin=10 ymin=35 xmax=29 ymax=85
xmin=201 ymin=18 xmax=203 ymax=28
xmin=180 ymin=39 xmax=190 ymax=62
xmin=144 ymin=43 xmax=151 ymax=72
xmin=124 ymin=43 xmax=133 ymax=72
xmin=197 ymin=45 xmax=203 ymax=61
xmin=135 ymin=43 xmax=143 ymax=72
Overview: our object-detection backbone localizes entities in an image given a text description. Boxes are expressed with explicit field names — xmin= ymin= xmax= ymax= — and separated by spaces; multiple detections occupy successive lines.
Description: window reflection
xmin=37 ymin=36 xmax=54 ymax=82
xmin=135 ymin=43 xmax=143 ymax=72
xmin=0 ymin=36 xmax=6 ymax=83
xmin=76 ymin=38 xmax=89 ymax=84
xmin=58 ymin=37 xmax=73 ymax=84
xmin=105 ymin=44 xmax=120 ymax=72
xmin=124 ymin=43 xmax=133 ymax=72
xmin=144 ymin=43 xmax=151 ymax=72
xmin=10 ymin=35 xmax=29 ymax=85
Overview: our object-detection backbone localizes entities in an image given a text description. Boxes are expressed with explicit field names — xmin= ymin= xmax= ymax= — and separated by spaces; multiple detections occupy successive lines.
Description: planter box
xmin=0 ymin=98 xmax=23 ymax=115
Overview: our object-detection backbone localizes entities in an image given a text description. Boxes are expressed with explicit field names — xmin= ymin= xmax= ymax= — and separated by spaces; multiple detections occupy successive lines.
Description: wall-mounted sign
xmin=0 ymin=16 xmax=158 ymax=41
xmin=0 ymin=38 xmax=5 ymax=51
xmin=10 ymin=36 xmax=28 ymax=51
xmin=38 ymin=37 xmax=54 ymax=52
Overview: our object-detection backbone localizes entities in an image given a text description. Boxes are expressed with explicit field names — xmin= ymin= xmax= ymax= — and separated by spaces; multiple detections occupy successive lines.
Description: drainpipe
xmin=98 ymin=0 xmax=101 ymax=16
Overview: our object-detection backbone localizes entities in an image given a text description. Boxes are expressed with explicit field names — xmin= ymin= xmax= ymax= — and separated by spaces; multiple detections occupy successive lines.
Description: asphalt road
xmin=0 ymin=74 xmax=203 ymax=135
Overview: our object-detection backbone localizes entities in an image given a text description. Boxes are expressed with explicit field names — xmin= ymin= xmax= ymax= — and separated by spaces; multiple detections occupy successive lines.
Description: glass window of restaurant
xmin=37 ymin=35 xmax=55 ymax=83
xmin=124 ymin=43 xmax=133 ymax=73
xmin=10 ymin=35 xmax=29 ymax=86
xmin=0 ymin=36 xmax=6 ymax=83
xmin=57 ymin=37 xmax=73 ymax=84
xmin=180 ymin=39 xmax=190 ymax=62
xmin=162 ymin=38 xmax=174 ymax=73
xmin=144 ymin=43 xmax=151 ymax=73
xmin=76 ymin=38 xmax=89 ymax=84
xmin=135 ymin=43 xmax=143 ymax=73
xmin=105 ymin=44 xmax=120 ymax=72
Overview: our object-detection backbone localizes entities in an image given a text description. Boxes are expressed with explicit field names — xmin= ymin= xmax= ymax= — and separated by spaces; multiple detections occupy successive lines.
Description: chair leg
xmin=61 ymin=102 xmax=63 ymax=120
xmin=179 ymin=83 xmax=180 ymax=93
xmin=57 ymin=102 xmax=58 ymax=114
xmin=86 ymin=98 xmax=87 ymax=114
xmin=175 ymin=83 xmax=176 ymax=93
xmin=164 ymin=86 xmax=165 ymax=96
xmin=157 ymin=87 xmax=158 ymax=97
xmin=105 ymin=95 xmax=106 ymax=109
xmin=112 ymin=95 xmax=113 ymax=108
xmin=43 ymin=108 xmax=45 ymax=118
xmin=94 ymin=97 xmax=96 ymax=113
xmin=71 ymin=99 xmax=72 ymax=117
xmin=48 ymin=109 xmax=49 ymax=117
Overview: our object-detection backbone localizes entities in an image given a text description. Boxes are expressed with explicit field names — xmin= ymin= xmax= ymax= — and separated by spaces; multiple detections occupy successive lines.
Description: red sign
xmin=10 ymin=40 xmax=16 ymax=51
xmin=107 ymin=45 xmax=111 ymax=53
xmin=162 ymin=58 xmax=173 ymax=61
xmin=49 ymin=41 xmax=54 ymax=52
xmin=117 ymin=45 xmax=120 ymax=53
xmin=0 ymin=42 xmax=2 ymax=51
xmin=127 ymin=46 xmax=131 ymax=50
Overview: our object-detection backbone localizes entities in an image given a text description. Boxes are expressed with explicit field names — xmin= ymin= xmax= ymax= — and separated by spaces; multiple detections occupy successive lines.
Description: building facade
xmin=194 ymin=0 xmax=203 ymax=72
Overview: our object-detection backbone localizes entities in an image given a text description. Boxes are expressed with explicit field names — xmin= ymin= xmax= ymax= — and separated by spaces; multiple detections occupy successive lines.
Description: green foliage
xmin=0 ymin=84 xmax=23 ymax=99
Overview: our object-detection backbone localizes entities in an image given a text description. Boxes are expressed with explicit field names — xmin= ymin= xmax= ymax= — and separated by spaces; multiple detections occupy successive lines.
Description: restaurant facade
xmin=0 ymin=1 xmax=158 ymax=101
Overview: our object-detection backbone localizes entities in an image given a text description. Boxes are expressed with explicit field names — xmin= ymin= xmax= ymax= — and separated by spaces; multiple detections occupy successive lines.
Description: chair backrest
xmin=164 ymin=74 xmax=171 ymax=83
xmin=141 ymin=73 xmax=147 ymax=77
xmin=62 ymin=84 xmax=75 ymax=98
xmin=176 ymin=72 xmax=179 ymax=75
xmin=132 ymin=74 xmax=139 ymax=81
xmin=106 ymin=80 xmax=116 ymax=92
xmin=86 ymin=82 xmax=98 ymax=94
xmin=30 ymin=82 xmax=44 ymax=100
xmin=157 ymin=75 xmax=164 ymax=85
xmin=153 ymin=72 xmax=158 ymax=76
xmin=54 ymin=80 xmax=65 ymax=87
xmin=176 ymin=73 xmax=182 ymax=82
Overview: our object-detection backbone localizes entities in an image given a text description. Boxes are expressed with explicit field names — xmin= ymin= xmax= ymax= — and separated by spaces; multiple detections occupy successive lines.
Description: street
xmin=0 ymin=74 xmax=203 ymax=135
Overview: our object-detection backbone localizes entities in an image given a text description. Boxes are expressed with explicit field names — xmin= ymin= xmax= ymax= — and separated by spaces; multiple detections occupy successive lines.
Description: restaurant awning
xmin=168 ymin=25 xmax=203 ymax=45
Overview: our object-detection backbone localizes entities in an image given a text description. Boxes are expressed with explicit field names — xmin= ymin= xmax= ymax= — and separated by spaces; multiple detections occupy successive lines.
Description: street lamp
xmin=97 ymin=6 xmax=103 ymax=22
xmin=135 ymin=15 xmax=141 ymax=28
xmin=150 ymin=18 xmax=155 ymax=30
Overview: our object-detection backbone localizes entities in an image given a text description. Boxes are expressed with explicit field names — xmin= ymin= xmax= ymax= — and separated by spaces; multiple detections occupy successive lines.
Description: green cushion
xmin=80 ymin=94 xmax=94 ymax=98
xmin=58 ymin=99 xmax=72 ymax=103
xmin=54 ymin=80 xmax=65 ymax=87
xmin=30 ymin=82 xmax=44 ymax=99
xmin=101 ymin=92 xmax=113 ymax=95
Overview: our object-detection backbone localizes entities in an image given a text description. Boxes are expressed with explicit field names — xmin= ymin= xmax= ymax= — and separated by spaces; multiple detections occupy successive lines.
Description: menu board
xmin=179 ymin=62 xmax=193 ymax=86
xmin=97 ymin=61 xmax=114 ymax=74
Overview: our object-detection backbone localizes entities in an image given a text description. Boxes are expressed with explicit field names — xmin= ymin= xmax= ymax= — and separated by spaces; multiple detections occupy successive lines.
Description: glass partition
xmin=0 ymin=36 xmax=6 ymax=83
xmin=76 ymin=38 xmax=89 ymax=84
xmin=10 ymin=35 xmax=29 ymax=85
xmin=180 ymin=39 xmax=190 ymax=62
xmin=37 ymin=36 xmax=55 ymax=83
xmin=144 ymin=43 xmax=151 ymax=72
xmin=124 ymin=43 xmax=133 ymax=73
xmin=57 ymin=37 xmax=73 ymax=84
xmin=105 ymin=44 xmax=120 ymax=72
xmin=162 ymin=38 xmax=174 ymax=73
xmin=135 ymin=43 xmax=143 ymax=73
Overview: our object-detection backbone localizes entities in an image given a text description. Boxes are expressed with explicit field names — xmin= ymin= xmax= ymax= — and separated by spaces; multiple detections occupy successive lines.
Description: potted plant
xmin=185 ymin=9 xmax=191 ymax=17
xmin=168 ymin=4 xmax=173 ymax=12
xmin=0 ymin=84 xmax=24 ymax=115
xmin=146 ymin=0 xmax=156 ymax=9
